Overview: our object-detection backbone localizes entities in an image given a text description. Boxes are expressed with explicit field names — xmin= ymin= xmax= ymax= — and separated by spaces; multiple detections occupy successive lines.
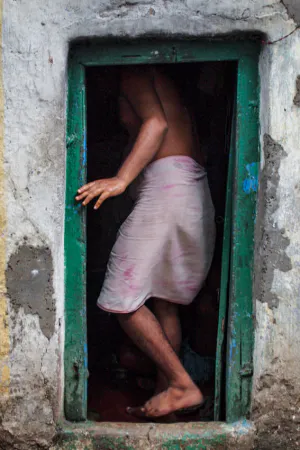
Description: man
xmin=76 ymin=66 xmax=215 ymax=419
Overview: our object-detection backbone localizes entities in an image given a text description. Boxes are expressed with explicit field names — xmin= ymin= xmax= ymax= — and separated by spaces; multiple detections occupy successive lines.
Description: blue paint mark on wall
xmin=67 ymin=204 xmax=81 ymax=213
xmin=243 ymin=162 xmax=258 ymax=194
xmin=234 ymin=419 xmax=253 ymax=435
xmin=82 ymin=130 xmax=87 ymax=165
xmin=228 ymin=338 xmax=237 ymax=376
xmin=84 ymin=342 xmax=88 ymax=369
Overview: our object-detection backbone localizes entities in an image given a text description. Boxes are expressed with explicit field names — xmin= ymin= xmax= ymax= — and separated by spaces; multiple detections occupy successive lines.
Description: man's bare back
xmin=120 ymin=67 xmax=204 ymax=166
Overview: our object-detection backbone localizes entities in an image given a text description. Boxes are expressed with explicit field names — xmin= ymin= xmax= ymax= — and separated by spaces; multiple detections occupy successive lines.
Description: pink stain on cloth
xmin=97 ymin=156 xmax=216 ymax=313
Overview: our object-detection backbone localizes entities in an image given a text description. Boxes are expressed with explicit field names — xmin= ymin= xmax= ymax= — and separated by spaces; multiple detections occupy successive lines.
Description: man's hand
xmin=75 ymin=177 xmax=127 ymax=210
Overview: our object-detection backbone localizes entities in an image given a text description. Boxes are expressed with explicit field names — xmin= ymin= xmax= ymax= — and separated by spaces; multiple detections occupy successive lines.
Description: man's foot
xmin=127 ymin=381 xmax=203 ymax=418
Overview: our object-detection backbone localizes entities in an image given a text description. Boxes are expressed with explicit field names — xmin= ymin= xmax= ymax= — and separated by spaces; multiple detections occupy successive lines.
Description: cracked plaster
xmin=1 ymin=0 xmax=300 ymax=448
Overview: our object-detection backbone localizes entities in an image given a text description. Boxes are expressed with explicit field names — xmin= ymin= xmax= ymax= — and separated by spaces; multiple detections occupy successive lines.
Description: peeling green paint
xmin=226 ymin=56 xmax=259 ymax=422
xmin=160 ymin=433 xmax=227 ymax=450
xmin=64 ymin=59 xmax=88 ymax=421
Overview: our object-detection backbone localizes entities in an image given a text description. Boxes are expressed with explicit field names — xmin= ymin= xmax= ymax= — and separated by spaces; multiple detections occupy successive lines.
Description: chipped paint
xmin=65 ymin=60 xmax=87 ymax=421
xmin=243 ymin=162 xmax=258 ymax=194
xmin=226 ymin=56 xmax=259 ymax=422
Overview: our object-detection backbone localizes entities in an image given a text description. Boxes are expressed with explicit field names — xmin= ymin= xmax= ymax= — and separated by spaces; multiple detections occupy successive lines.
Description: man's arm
xmin=116 ymin=67 xmax=168 ymax=187
xmin=76 ymin=67 xmax=168 ymax=209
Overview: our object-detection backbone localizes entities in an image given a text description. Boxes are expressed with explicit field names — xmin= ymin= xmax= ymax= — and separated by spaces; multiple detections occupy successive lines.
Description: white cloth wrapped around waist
xmin=97 ymin=155 xmax=216 ymax=313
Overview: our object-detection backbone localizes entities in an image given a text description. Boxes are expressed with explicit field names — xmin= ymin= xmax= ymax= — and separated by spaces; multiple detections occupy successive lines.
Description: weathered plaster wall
xmin=0 ymin=0 xmax=300 ymax=448
xmin=252 ymin=32 xmax=300 ymax=449
xmin=282 ymin=0 xmax=300 ymax=24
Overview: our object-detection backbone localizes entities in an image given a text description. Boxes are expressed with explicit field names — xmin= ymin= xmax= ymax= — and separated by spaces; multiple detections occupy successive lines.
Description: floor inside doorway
xmin=85 ymin=62 xmax=236 ymax=423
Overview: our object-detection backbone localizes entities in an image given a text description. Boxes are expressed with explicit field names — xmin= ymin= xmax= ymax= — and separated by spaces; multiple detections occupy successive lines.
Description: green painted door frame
xmin=64 ymin=40 xmax=260 ymax=423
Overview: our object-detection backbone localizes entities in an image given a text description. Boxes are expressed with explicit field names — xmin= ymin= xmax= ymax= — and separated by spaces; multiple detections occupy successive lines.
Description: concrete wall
xmin=0 ymin=0 xmax=299 ymax=448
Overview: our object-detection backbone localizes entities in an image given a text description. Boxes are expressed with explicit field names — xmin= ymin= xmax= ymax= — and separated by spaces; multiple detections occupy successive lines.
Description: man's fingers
xmin=94 ymin=192 xmax=110 ymax=210
xmin=77 ymin=181 xmax=96 ymax=194
xmin=75 ymin=191 xmax=89 ymax=201
xmin=76 ymin=185 xmax=102 ymax=201
xmin=75 ymin=178 xmax=121 ymax=208
xmin=82 ymin=189 xmax=104 ymax=206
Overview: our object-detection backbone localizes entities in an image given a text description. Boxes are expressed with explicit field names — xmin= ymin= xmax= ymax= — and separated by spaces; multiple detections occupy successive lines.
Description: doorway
xmin=64 ymin=40 xmax=259 ymax=424
xmin=86 ymin=62 xmax=235 ymax=422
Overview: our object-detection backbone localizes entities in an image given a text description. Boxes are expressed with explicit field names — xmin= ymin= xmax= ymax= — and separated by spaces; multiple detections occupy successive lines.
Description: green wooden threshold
xmin=55 ymin=419 xmax=255 ymax=449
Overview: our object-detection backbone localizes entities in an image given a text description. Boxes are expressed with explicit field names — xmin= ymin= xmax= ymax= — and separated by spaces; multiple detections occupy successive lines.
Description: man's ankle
xmin=170 ymin=374 xmax=195 ymax=390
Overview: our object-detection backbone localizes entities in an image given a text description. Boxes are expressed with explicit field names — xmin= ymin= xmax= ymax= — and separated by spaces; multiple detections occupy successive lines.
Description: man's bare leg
xmin=117 ymin=305 xmax=203 ymax=418
xmin=153 ymin=299 xmax=181 ymax=394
